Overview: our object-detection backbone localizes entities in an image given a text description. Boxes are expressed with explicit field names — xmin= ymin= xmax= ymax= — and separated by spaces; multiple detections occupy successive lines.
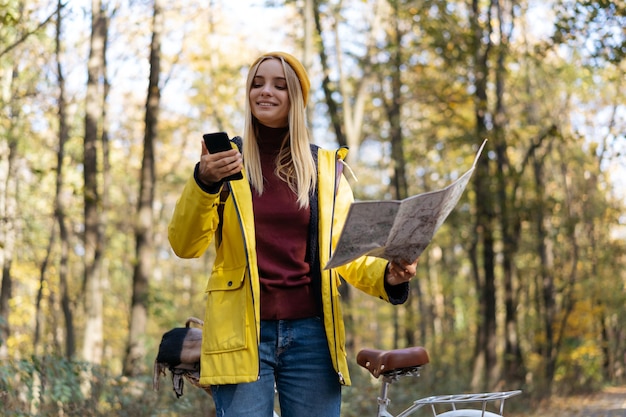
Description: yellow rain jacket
xmin=168 ymin=146 xmax=398 ymax=386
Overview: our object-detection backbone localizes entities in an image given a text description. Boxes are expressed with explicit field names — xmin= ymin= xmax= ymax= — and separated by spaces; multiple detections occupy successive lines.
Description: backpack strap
xmin=215 ymin=136 xmax=243 ymax=247
xmin=216 ymin=184 xmax=229 ymax=248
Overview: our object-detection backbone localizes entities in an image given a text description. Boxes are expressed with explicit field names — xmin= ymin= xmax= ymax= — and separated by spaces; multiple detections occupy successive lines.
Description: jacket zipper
xmin=230 ymin=185 xmax=261 ymax=380
xmin=329 ymin=149 xmax=345 ymax=385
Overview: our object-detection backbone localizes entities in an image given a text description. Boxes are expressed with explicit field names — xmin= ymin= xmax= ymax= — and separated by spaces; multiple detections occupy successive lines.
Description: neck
xmin=257 ymin=123 xmax=289 ymax=152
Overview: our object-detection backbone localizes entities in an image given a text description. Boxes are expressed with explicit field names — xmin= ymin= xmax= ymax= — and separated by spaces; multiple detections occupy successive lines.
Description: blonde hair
xmin=243 ymin=55 xmax=316 ymax=209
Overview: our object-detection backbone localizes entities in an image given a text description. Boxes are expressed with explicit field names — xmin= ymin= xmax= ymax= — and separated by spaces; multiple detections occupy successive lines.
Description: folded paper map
xmin=324 ymin=140 xmax=487 ymax=270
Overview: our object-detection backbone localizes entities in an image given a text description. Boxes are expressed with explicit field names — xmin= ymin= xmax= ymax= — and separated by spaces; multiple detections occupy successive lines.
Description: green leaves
xmin=553 ymin=0 xmax=626 ymax=64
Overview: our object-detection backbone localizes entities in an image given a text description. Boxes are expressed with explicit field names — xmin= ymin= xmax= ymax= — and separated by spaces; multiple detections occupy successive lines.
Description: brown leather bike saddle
xmin=357 ymin=346 xmax=430 ymax=378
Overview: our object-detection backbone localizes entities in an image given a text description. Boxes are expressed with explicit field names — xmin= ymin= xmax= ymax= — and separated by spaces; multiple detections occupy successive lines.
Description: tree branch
xmin=0 ymin=3 xmax=65 ymax=59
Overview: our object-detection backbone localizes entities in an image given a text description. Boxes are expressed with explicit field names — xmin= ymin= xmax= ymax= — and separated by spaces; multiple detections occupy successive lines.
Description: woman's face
xmin=249 ymin=58 xmax=290 ymax=128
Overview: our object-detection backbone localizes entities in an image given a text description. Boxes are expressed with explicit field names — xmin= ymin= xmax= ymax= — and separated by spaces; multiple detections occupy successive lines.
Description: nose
xmin=260 ymin=84 xmax=273 ymax=96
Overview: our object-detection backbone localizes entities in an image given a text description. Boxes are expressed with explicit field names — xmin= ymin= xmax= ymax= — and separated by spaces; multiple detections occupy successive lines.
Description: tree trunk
xmin=0 ymin=60 xmax=21 ymax=360
xmin=493 ymin=0 xmax=524 ymax=386
xmin=313 ymin=0 xmax=346 ymax=147
xmin=312 ymin=0 xmax=382 ymax=154
xmin=54 ymin=0 xmax=75 ymax=359
xmin=123 ymin=0 xmax=162 ymax=376
xmin=34 ymin=229 xmax=55 ymax=354
xmin=385 ymin=4 xmax=408 ymax=202
xmin=532 ymin=152 xmax=556 ymax=391
xmin=383 ymin=0 xmax=412 ymax=348
xmin=82 ymin=0 xmax=107 ymax=365
xmin=303 ymin=0 xmax=315 ymax=126
xmin=0 ymin=116 xmax=17 ymax=361
xmin=469 ymin=0 xmax=497 ymax=392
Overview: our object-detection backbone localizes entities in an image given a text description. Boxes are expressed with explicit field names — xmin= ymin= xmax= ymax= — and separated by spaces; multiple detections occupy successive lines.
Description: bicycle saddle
xmin=357 ymin=346 xmax=430 ymax=378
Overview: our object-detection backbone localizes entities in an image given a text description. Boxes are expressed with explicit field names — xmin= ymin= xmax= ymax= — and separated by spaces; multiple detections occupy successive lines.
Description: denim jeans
xmin=211 ymin=317 xmax=342 ymax=417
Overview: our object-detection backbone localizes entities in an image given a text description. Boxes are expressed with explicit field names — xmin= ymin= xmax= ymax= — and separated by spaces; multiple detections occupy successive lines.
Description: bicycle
xmin=356 ymin=346 xmax=522 ymax=417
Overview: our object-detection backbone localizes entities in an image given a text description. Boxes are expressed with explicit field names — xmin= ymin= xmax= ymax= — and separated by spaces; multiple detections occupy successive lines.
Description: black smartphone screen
xmin=203 ymin=132 xmax=232 ymax=154
xmin=202 ymin=132 xmax=243 ymax=181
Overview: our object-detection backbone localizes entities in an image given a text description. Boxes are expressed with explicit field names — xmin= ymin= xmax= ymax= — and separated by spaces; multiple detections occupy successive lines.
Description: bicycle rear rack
xmin=414 ymin=390 xmax=523 ymax=416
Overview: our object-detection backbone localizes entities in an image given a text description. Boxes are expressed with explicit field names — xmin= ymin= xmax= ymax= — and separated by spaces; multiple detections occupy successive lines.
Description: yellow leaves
xmin=569 ymin=341 xmax=602 ymax=363
xmin=7 ymin=295 xmax=36 ymax=357
xmin=561 ymin=299 xmax=601 ymax=337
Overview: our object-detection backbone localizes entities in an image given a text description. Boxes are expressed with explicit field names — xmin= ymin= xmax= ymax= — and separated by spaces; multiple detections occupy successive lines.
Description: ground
xmin=515 ymin=386 xmax=626 ymax=417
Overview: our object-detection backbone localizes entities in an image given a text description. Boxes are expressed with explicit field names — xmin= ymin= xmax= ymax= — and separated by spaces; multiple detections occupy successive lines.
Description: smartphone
xmin=202 ymin=132 xmax=243 ymax=181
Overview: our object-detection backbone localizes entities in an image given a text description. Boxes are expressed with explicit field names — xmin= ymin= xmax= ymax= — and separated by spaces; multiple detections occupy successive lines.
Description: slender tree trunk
xmin=385 ymin=4 xmax=408 ymax=202
xmin=123 ymin=0 xmax=162 ymax=376
xmin=34 ymin=229 xmax=55 ymax=354
xmin=383 ymin=0 xmax=412 ymax=348
xmin=0 ymin=64 xmax=19 ymax=360
xmin=82 ymin=0 xmax=107 ymax=365
xmin=548 ymin=151 xmax=581 ymax=389
xmin=313 ymin=0 xmax=383 ymax=154
xmin=531 ymin=141 xmax=579 ymax=394
xmin=313 ymin=0 xmax=345 ymax=146
xmin=493 ymin=0 xmax=524 ymax=386
xmin=532 ymin=152 xmax=555 ymax=392
xmin=469 ymin=0 xmax=497 ymax=392
xmin=34 ymin=1 xmax=73 ymax=358
xmin=426 ymin=252 xmax=443 ymax=347
xmin=303 ymin=0 xmax=315 ymax=126
xmin=312 ymin=0 xmax=353 ymax=347
xmin=0 ymin=124 xmax=16 ymax=361
xmin=53 ymin=0 xmax=75 ymax=359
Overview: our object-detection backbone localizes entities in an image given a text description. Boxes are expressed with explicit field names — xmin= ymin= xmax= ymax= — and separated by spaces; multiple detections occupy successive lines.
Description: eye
xmin=252 ymin=77 xmax=265 ymax=89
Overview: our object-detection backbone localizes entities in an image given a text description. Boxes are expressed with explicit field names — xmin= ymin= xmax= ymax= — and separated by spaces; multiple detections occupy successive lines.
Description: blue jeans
xmin=211 ymin=317 xmax=342 ymax=417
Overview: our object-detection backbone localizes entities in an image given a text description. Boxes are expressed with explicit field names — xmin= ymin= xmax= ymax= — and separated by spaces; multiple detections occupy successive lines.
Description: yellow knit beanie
xmin=252 ymin=52 xmax=311 ymax=105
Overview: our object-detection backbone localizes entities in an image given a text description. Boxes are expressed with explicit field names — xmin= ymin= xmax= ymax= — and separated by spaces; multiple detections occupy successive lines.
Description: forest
xmin=0 ymin=0 xmax=624 ymax=416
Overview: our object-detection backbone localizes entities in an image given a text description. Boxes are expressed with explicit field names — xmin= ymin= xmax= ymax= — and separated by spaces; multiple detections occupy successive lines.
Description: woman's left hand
xmin=385 ymin=258 xmax=419 ymax=286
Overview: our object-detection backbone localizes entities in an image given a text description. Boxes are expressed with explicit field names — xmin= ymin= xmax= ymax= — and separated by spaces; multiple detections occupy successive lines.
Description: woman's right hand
xmin=197 ymin=141 xmax=243 ymax=185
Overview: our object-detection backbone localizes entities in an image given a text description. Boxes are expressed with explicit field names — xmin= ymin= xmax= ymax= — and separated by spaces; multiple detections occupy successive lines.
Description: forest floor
xmin=510 ymin=386 xmax=626 ymax=417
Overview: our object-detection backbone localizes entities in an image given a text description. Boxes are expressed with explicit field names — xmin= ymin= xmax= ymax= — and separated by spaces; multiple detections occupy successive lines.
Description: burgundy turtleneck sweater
xmin=254 ymin=124 xmax=320 ymax=320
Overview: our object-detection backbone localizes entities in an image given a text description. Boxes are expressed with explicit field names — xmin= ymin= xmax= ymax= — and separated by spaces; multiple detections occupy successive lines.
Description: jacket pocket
xmin=202 ymin=265 xmax=248 ymax=353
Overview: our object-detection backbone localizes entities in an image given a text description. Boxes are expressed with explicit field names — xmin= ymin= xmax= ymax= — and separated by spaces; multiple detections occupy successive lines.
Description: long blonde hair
xmin=243 ymin=55 xmax=316 ymax=209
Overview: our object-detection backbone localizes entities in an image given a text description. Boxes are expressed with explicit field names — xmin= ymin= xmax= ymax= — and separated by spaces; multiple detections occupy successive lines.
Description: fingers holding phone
xmin=198 ymin=132 xmax=243 ymax=184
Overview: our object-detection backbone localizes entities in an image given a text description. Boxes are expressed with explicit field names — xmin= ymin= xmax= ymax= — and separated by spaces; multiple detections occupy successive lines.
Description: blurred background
xmin=0 ymin=0 xmax=624 ymax=415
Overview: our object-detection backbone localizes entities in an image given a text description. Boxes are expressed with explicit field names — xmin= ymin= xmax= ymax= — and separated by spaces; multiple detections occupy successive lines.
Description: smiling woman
xmin=167 ymin=51 xmax=419 ymax=417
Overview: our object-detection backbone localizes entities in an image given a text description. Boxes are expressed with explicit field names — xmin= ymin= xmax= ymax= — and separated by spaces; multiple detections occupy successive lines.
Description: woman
xmin=168 ymin=51 xmax=418 ymax=417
